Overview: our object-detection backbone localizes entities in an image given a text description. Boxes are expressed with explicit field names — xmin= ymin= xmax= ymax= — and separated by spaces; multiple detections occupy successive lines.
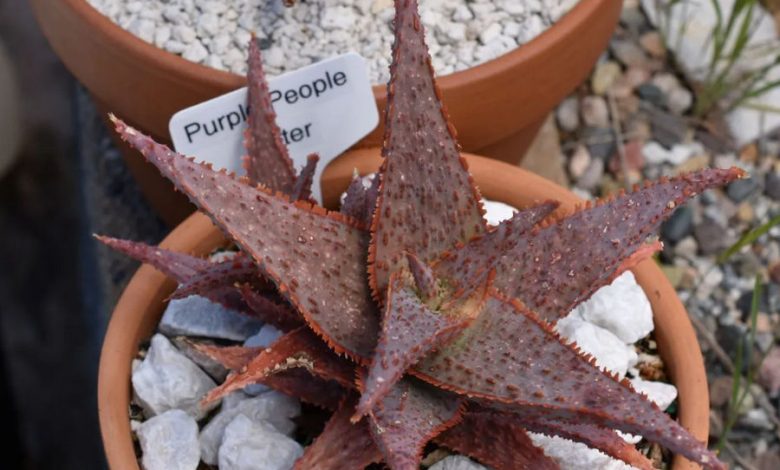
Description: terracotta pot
xmin=98 ymin=150 xmax=710 ymax=470
xmin=30 ymin=0 xmax=621 ymax=225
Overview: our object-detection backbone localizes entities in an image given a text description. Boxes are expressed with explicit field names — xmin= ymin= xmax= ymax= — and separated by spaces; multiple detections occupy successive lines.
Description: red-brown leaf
xmin=202 ymin=328 xmax=356 ymax=404
xmin=112 ymin=117 xmax=379 ymax=361
xmin=294 ymin=398 xmax=382 ymax=470
xmin=435 ymin=411 xmax=559 ymax=470
xmin=494 ymin=168 xmax=745 ymax=322
xmin=414 ymin=293 xmax=724 ymax=470
xmin=242 ymin=38 xmax=296 ymax=191
xmin=368 ymin=379 xmax=462 ymax=470
xmin=368 ymin=0 xmax=485 ymax=299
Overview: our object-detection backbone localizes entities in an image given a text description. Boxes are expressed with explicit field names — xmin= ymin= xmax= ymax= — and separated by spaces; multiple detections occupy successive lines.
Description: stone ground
xmin=1 ymin=0 xmax=779 ymax=469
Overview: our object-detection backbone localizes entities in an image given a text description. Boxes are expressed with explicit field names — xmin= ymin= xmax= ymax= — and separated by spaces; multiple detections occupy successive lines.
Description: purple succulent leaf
xmin=435 ymin=410 xmax=560 ymax=470
xmin=260 ymin=368 xmax=347 ymax=410
xmin=354 ymin=272 xmax=471 ymax=418
xmin=294 ymin=398 xmax=383 ymax=470
xmin=505 ymin=409 xmax=655 ymax=470
xmin=494 ymin=168 xmax=746 ymax=322
xmin=95 ymin=235 xmax=253 ymax=311
xmin=201 ymin=328 xmax=356 ymax=405
xmin=238 ymin=284 xmax=304 ymax=331
xmin=242 ymin=37 xmax=296 ymax=191
xmin=433 ymin=201 xmax=559 ymax=299
xmin=191 ymin=342 xmax=263 ymax=370
xmin=169 ymin=252 xmax=268 ymax=300
xmin=95 ymin=235 xmax=211 ymax=281
xmin=413 ymin=293 xmax=725 ymax=470
xmin=368 ymin=0 xmax=486 ymax=299
xmin=290 ymin=153 xmax=319 ymax=202
xmin=367 ymin=378 xmax=463 ymax=470
xmin=340 ymin=172 xmax=380 ymax=226
xmin=111 ymin=117 xmax=379 ymax=361
xmin=404 ymin=252 xmax=438 ymax=300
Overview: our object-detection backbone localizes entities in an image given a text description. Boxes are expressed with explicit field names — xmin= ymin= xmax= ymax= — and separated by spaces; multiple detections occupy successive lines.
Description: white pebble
xmin=200 ymin=391 xmax=300 ymax=465
xmin=429 ymin=455 xmax=488 ymax=470
xmin=137 ymin=410 xmax=200 ymax=470
xmin=132 ymin=334 xmax=217 ymax=419
xmin=218 ymin=415 xmax=303 ymax=470
xmin=556 ymin=315 xmax=638 ymax=379
xmin=570 ymin=271 xmax=654 ymax=344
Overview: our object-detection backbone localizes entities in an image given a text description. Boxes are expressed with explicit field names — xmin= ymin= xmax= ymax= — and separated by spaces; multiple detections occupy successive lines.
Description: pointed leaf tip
xmin=369 ymin=0 xmax=485 ymax=298
xmin=290 ymin=153 xmax=319 ymax=202
xmin=243 ymin=38 xmax=297 ymax=191
xmin=494 ymin=167 xmax=746 ymax=322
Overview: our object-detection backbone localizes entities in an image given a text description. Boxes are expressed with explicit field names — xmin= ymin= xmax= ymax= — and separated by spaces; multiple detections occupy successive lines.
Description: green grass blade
xmin=718 ymin=214 xmax=780 ymax=263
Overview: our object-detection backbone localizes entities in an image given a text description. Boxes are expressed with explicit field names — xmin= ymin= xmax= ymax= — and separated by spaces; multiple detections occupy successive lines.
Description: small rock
xmin=581 ymin=96 xmax=610 ymax=128
xmin=667 ymin=87 xmax=693 ymax=114
xmin=610 ymin=38 xmax=648 ymax=68
xmin=568 ymin=145 xmax=591 ymax=179
xmin=630 ymin=378 xmax=678 ymax=410
xmin=556 ymin=315 xmax=638 ymax=378
xmin=736 ymin=202 xmax=754 ymax=223
xmin=218 ymin=415 xmax=303 ymax=470
xmin=645 ymin=106 xmax=687 ymax=147
xmin=765 ymin=171 xmax=780 ymax=200
xmin=636 ymin=83 xmax=665 ymax=108
xmin=575 ymin=157 xmax=605 ymax=191
xmin=569 ymin=271 xmax=654 ymax=344
xmin=556 ymin=97 xmax=579 ymax=132
xmin=739 ymin=143 xmax=758 ymax=163
xmin=608 ymin=140 xmax=644 ymax=174
xmin=582 ymin=127 xmax=616 ymax=160
xmin=200 ymin=391 xmax=300 ymax=465
xmin=760 ymin=347 xmax=780 ymax=397
xmin=136 ymin=410 xmax=200 ymax=470
xmin=727 ymin=178 xmax=760 ymax=202
xmin=639 ymin=31 xmax=665 ymax=58
xmin=710 ymin=376 xmax=734 ymax=407
xmin=674 ymin=236 xmax=698 ymax=259
xmin=591 ymin=61 xmax=622 ymax=96
xmin=242 ymin=324 xmax=284 ymax=395
xmin=171 ymin=337 xmax=228 ymax=381
xmin=661 ymin=206 xmax=693 ymax=243
xmin=429 ymin=455 xmax=488 ymax=470
xmin=739 ymin=408 xmax=774 ymax=431
xmin=675 ymin=154 xmax=710 ymax=174
xmin=623 ymin=66 xmax=651 ymax=89
xmin=642 ymin=141 xmax=693 ymax=165
xmin=159 ymin=295 xmax=263 ymax=341
xmin=132 ymin=334 xmax=216 ymax=419
xmin=693 ymin=218 xmax=729 ymax=255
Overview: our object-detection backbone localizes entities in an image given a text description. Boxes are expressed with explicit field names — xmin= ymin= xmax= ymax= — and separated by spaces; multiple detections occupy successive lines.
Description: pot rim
xmin=98 ymin=151 xmax=710 ymax=470
xmin=64 ymin=0 xmax=614 ymax=91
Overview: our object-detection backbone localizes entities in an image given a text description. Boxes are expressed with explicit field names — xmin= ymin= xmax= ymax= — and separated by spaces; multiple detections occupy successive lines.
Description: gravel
xmin=86 ymin=0 xmax=580 ymax=84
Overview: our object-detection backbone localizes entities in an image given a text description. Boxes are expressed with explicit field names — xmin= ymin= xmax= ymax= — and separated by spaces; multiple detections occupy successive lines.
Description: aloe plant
xmin=100 ymin=1 xmax=744 ymax=468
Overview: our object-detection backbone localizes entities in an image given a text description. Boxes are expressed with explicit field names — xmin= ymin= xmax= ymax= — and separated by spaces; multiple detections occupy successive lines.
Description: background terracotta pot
xmin=98 ymin=150 xmax=710 ymax=470
xmin=30 ymin=0 xmax=621 ymax=225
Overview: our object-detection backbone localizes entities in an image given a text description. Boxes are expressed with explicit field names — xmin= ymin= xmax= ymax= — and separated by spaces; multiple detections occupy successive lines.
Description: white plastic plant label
xmin=169 ymin=52 xmax=379 ymax=201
